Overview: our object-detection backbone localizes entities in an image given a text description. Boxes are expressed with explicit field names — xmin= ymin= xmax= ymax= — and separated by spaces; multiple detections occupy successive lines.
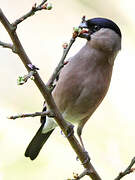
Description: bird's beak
xmin=78 ymin=21 xmax=90 ymax=41
xmin=79 ymin=21 xmax=88 ymax=29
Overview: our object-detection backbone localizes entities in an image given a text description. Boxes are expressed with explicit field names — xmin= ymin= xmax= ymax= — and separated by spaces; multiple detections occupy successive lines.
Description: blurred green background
xmin=0 ymin=0 xmax=135 ymax=179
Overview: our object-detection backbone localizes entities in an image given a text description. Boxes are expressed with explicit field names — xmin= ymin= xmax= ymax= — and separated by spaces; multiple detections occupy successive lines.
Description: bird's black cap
xmin=86 ymin=17 xmax=122 ymax=38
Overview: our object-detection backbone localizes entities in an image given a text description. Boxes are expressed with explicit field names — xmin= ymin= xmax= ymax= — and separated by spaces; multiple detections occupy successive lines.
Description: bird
xmin=25 ymin=17 xmax=122 ymax=160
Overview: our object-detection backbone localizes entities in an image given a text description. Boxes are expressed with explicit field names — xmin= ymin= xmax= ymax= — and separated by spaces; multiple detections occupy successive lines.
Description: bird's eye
xmin=92 ymin=25 xmax=101 ymax=33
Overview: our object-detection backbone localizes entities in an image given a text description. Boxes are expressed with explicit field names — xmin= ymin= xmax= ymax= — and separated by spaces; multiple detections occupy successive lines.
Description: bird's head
xmin=79 ymin=17 xmax=122 ymax=53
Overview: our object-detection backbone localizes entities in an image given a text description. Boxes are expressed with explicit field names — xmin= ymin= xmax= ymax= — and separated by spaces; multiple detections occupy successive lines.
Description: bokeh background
xmin=0 ymin=0 xmax=135 ymax=179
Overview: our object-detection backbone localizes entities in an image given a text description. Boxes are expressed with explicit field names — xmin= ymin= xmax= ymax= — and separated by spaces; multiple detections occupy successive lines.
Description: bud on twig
xmin=46 ymin=3 xmax=52 ymax=10
xmin=17 ymin=76 xmax=25 ymax=85
xmin=62 ymin=42 xmax=68 ymax=49
xmin=42 ymin=3 xmax=52 ymax=10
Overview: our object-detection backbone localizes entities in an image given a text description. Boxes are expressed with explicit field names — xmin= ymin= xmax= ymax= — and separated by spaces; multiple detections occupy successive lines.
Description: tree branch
xmin=8 ymin=110 xmax=54 ymax=120
xmin=72 ymin=169 xmax=91 ymax=180
xmin=17 ymin=71 xmax=35 ymax=85
xmin=0 ymin=40 xmax=17 ymax=52
xmin=12 ymin=0 xmax=52 ymax=27
xmin=0 ymin=8 xmax=101 ymax=180
xmin=115 ymin=157 xmax=135 ymax=180
xmin=47 ymin=38 xmax=75 ymax=89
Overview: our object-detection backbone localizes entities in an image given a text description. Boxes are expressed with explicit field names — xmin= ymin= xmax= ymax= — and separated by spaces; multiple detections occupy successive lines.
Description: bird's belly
xmin=61 ymin=74 xmax=110 ymax=124
xmin=62 ymin=110 xmax=85 ymax=124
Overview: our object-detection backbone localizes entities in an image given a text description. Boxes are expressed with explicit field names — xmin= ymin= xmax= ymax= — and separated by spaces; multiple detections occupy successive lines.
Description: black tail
xmin=25 ymin=122 xmax=54 ymax=160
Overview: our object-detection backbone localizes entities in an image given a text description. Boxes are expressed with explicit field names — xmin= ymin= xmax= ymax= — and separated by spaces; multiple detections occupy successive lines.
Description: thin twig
xmin=12 ymin=0 xmax=51 ymax=27
xmin=47 ymin=37 xmax=76 ymax=89
xmin=17 ymin=71 xmax=35 ymax=85
xmin=39 ymin=0 xmax=48 ymax=7
xmin=0 ymin=40 xmax=17 ymax=53
xmin=8 ymin=110 xmax=54 ymax=120
xmin=72 ymin=169 xmax=91 ymax=180
xmin=115 ymin=157 xmax=135 ymax=180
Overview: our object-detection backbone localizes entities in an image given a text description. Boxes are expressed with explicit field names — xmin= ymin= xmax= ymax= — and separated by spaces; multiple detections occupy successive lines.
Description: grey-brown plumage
xmin=25 ymin=17 xmax=122 ymax=160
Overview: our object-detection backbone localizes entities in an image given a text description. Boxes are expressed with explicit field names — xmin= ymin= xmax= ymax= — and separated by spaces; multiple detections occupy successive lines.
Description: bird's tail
xmin=25 ymin=121 xmax=54 ymax=160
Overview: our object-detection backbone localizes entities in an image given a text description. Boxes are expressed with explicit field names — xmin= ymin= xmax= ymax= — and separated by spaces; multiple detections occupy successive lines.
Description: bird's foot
xmin=76 ymin=150 xmax=90 ymax=164
xmin=61 ymin=123 xmax=74 ymax=138
xmin=65 ymin=123 xmax=74 ymax=137
xmin=82 ymin=150 xmax=90 ymax=165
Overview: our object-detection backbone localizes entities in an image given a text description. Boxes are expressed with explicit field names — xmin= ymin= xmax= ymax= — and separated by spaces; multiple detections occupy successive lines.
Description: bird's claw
xmin=82 ymin=151 xmax=90 ymax=165
xmin=76 ymin=151 xmax=90 ymax=165
xmin=66 ymin=124 xmax=74 ymax=137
